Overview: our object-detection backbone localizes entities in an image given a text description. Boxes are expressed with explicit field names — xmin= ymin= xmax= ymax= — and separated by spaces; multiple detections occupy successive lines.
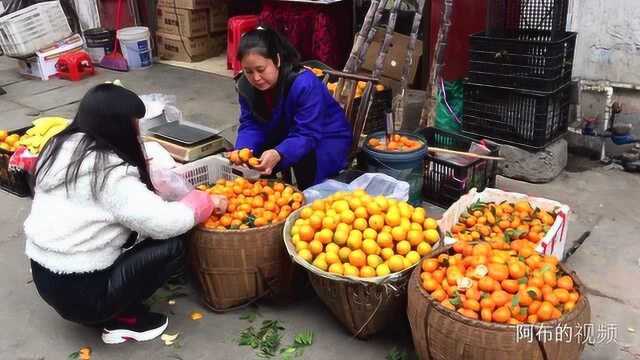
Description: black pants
xmin=283 ymin=151 xmax=317 ymax=190
xmin=31 ymin=236 xmax=185 ymax=325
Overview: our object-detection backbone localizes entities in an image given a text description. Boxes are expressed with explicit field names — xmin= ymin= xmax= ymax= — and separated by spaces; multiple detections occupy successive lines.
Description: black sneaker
xmin=101 ymin=311 xmax=168 ymax=344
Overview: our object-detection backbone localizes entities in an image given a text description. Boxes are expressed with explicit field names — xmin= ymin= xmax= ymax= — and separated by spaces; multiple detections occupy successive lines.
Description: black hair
xmin=237 ymin=26 xmax=300 ymax=74
xmin=35 ymin=83 xmax=153 ymax=199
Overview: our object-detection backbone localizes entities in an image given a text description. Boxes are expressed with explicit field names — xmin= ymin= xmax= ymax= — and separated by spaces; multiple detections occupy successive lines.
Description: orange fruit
xmin=308 ymin=240 xmax=323 ymax=255
xmin=354 ymin=207 xmax=368 ymax=219
xmin=300 ymin=207 xmax=314 ymax=219
xmin=553 ymin=288 xmax=570 ymax=304
xmin=353 ymin=218 xmax=368 ymax=231
xmin=322 ymin=216 xmax=338 ymax=231
xmin=564 ymin=301 xmax=576 ymax=313
xmin=376 ymin=231 xmax=394 ymax=249
xmin=363 ymin=228 xmax=377 ymax=240
xmin=481 ymin=308 xmax=493 ymax=322
xmin=348 ymin=250 xmax=367 ymax=268
xmin=508 ymin=261 xmax=527 ymax=279
xmin=343 ymin=263 xmax=359 ymax=277
xmin=362 ymin=239 xmax=380 ymax=256
xmin=376 ymin=263 xmax=391 ymax=277
xmin=537 ymin=301 xmax=554 ymax=321
xmin=527 ymin=314 xmax=539 ymax=324
xmin=368 ymin=215 xmax=385 ymax=232
xmin=488 ymin=263 xmax=509 ymax=282
xmin=492 ymin=306 xmax=511 ymax=323
xmin=416 ymin=242 xmax=432 ymax=256
xmin=501 ymin=279 xmax=520 ymax=294
xmin=338 ymin=247 xmax=352 ymax=262
xmin=491 ymin=290 xmax=511 ymax=307
xmin=557 ymin=276 xmax=574 ymax=291
xmin=431 ymin=288 xmax=447 ymax=302
xmin=396 ymin=240 xmax=411 ymax=256
xmin=528 ymin=300 xmax=542 ymax=316
xmin=380 ymin=247 xmax=394 ymax=261
xmin=569 ymin=292 xmax=580 ymax=303
xmin=422 ymin=277 xmax=440 ymax=292
xmin=458 ymin=308 xmax=479 ymax=320
xmin=340 ymin=210 xmax=355 ymax=225
xmin=542 ymin=271 xmax=557 ymax=287
xmin=422 ymin=259 xmax=439 ymax=273
xmin=385 ymin=210 xmax=402 ymax=227
xmin=333 ymin=230 xmax=348 ymax=246
xmin=309 ymin=215 xmax=323 ymax=230
xmin=299 ymin=225 xmax=315 ymax=242
xmin=317 ymin=228 xmax=334 ymax=244
xmin=388 ymin=255 xmax=405 ymax=272
xmin=543 ymin=291 xmax=560 ymax=306
xmin=325 ymin=252 xmax=340 ymax=265
xmin=407 ymin=230 xmax=424 ymax=247
xmin=391 ymin=226 xmax=407 ymax=242
xmin=328 ymin=263 xmax=344 ymax=275
xmin=312 ymin=257 xmax=328 ymax=271
xmin=480 ymin=297 xmax=496 ymax=311
xmin=463 ymin=299 xmax=480 ymax=312
xmin=359 ymin=266 xmax=376 ymax=278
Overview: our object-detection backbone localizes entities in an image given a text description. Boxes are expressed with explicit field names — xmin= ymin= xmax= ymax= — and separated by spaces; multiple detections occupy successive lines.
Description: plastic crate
xmin=462 ymin=82 xmax=570 ymax=150
xmin=417 ymin=127 xmax=499 ymax=208
xmin=468 ymin=31 xmax=576 ymax=92
xmin=0 ymin=1 xmax=72 ymax=57
xmin=173 ymin=154 xmax=260 ymax=187
xmin=0 ymin=127 xmax=32 ymax=197
xmin=486 ymin=0 xmax=569 ymax=38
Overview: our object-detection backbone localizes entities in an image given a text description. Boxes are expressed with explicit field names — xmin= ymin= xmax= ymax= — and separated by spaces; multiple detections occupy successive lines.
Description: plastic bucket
xmin=84 ymin=27 xmax=115 ymax=64
xmin=116 ymin=26 xmax=152 ymax=70
xmin=363 ymin=131 xmax=427 ymax=205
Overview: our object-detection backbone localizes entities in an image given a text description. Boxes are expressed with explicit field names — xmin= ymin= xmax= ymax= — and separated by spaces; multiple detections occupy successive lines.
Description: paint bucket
xmin=116 ymin=26 xmax=152 ymax=70
xmin=363 ymin=131 xmax=427 ymax=205
xmin=84 ymin=27 xmax=115 ymax=64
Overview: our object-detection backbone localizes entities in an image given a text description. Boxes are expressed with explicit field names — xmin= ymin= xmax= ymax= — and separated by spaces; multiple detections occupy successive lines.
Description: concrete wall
xmin=569 ymin=0 xmax=640 ymax=85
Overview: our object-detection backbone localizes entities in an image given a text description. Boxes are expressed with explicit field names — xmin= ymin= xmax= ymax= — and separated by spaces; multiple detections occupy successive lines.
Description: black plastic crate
xmin=486 ymin=0 xmax=569 ymax=38
xmin=0 ymin=127 xmax=32 ymax=197
xmin=462 ymin=82 xmax=570 ymax=150
xmin=417 ymin=127 xmax=499 ymax=208
xmin=468 ymin=31 xmax=576 ymax=92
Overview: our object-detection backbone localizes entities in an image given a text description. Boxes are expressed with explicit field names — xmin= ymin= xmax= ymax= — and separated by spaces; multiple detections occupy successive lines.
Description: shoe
xmin=101 ymin=311 xmax=168 ymax=344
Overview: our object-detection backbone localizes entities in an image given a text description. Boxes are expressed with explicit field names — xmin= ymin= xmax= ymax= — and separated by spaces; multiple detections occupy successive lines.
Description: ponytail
xmin=237 ymin=26 xmax=300 ymax=72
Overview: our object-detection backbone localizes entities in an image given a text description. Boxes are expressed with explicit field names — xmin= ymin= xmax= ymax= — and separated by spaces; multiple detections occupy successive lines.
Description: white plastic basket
xmin=0 ymin=1 xmax=72 ymax=57
xmin=173 ymin=154 xmax=260 ymax=187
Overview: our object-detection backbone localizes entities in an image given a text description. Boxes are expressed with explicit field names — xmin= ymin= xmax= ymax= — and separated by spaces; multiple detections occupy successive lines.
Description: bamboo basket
xmin=284 ymin=205 xmax=439 ymax=339
xmin=407 ymin=246 xmax=591 ymax=360
xmin=190 ymin=221 xmax=303 ymax=311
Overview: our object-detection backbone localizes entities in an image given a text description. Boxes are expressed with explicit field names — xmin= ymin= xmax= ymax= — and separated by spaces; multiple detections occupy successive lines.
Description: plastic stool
xmin=227 ymin=15 xmax=258 ymax=74
xmin=56 ymin=50 xmax=95 ymax=81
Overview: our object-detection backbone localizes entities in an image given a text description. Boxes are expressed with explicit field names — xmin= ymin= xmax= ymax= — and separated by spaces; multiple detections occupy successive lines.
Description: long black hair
xmin=237 ymin=26 xmax=301 ymax=76
xmin=35 ymin=84 xmax=152 ymax=199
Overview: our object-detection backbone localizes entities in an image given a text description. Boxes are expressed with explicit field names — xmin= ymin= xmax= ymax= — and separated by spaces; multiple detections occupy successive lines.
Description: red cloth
xmin=259 ymin=1 xmax=352 ymax=69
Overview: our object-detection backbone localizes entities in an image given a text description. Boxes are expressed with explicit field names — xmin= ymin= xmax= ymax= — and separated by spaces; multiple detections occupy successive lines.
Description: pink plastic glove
xmin=180 ymin=190 xmax=214 ymax=224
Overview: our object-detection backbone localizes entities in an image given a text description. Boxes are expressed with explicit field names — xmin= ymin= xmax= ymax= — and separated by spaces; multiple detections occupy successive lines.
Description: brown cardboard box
xmin=210 ymin=31 xmax=226 ymax=56
xmin=360 ymin=30 xmax=423 ymax=82
xmin=209 ymin=1 xmax=228 ymax=33
xmin=157 ymin=6 xmax=209 ymax=37
xmin=157 ymin=0 xmax=209 ymax=10
xmin=156 ymin=32 xmax=212 ymax=62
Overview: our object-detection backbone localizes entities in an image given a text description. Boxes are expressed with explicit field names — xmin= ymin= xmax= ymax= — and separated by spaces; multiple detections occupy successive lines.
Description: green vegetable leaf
xmin=386 ymin=347 xmax=409 ymax=360
xmin=518 ymin=256 xmax=526 ymax=262
xmin=520 ymin=307 xmax=528 ymax=316
xmin=527 ymin=290 xmax=539 ymax=300
xmin=518 ymin=277 xmax=528 ymax=285
xmin=511 ymin=294 xmax=520 ymax=308
xmin=540 ymin=264 xmax=552 ymax=274
xmin=450 ymin=295 xmax=462 ymax=308
xmin=294 ymin=330 xmax=313 ymax=346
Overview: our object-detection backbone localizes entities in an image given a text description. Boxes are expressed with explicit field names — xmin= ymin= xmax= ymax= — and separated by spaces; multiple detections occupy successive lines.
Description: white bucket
xmin=117 ymin=26 xmax=152 ymax=70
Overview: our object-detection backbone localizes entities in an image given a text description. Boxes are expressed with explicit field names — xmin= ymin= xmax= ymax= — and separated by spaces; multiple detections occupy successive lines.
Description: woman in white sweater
xmin=24 ymin=84 xmax=216 ymax=344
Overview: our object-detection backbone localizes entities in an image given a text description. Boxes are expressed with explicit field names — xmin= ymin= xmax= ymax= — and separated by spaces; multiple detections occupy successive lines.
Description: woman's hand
xmin=253 ymin=149 xmax=281 ymax=175
xmin=210 ymin=195 xmax=228 ymax=215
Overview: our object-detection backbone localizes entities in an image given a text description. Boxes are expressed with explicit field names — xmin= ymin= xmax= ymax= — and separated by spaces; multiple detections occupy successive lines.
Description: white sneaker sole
xmin=102 ymin=318 xmax=169 ymax=344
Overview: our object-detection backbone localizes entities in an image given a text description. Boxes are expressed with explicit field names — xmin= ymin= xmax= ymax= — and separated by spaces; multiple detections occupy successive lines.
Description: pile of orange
xmin=449 ymin=200 xmax=557 ymax=251
xmin=228 ymin=148 xmax=260 ymax=168
xmin=289 ymin=190 xmax=440 ymax=278
xmin=197 ymin=178 xmax=304 ymax=230
xmin=420 ymin=241 xmax=580 ymax=325
xmin=367 ymin=134 xmax=424 ymax=152
xmin=0 ymin=130 xmax=21 ymax=152
xmin=326 ymin=81 xmax=385 ymax=99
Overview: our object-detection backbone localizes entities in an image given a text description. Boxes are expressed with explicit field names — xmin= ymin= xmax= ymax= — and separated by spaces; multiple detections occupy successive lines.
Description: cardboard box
xmin=209 ymin=1 xmax=228 ymax=33
xmin=156 ymin=32 xmax=212 ymax=62
xmin=360 ymin=30 xmax=423 ymax=82
xmin=17 ymin=34 xmax=84 ymax=80
xmin=439 ymin=188 xmax=571 ymax=260
xmin=157 ymin=6 xmax=209 ymax=37
xmin=156 ymin=0 xmax=210 ymax=9
xmin=210 ymin=31 xmax=226 ymax=56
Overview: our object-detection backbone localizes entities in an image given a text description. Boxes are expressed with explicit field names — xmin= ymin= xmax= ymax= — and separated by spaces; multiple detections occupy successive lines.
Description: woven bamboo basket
xmin=284 ymin=205 xmax=439 ymax=339
xmin=190 ymin=220 xmax=303 ymax=311
xmin=407 ymin=246 xmax=591 ymax=360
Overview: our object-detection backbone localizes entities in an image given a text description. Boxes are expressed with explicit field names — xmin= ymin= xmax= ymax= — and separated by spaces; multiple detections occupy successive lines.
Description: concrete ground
xmin=1 ymin=56 xmax=639 ymax=360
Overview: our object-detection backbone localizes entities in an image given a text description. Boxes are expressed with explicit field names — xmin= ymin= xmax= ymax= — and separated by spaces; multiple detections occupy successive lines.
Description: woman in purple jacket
xmin=234 ymin=27 xmax=352 ymax=189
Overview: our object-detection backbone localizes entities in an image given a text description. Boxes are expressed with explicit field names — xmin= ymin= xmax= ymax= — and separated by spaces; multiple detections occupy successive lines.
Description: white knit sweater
xmin=24 ymin=134 xmax=196 ymax=274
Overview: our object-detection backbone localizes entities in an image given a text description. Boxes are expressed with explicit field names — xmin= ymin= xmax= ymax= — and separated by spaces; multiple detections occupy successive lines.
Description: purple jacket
xmin=235 ymin=69 xmax=352 ymax=186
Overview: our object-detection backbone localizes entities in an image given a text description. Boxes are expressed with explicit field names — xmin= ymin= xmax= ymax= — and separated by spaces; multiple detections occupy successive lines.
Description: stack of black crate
xmin=462 ymin=0 xmax=577 ymax=150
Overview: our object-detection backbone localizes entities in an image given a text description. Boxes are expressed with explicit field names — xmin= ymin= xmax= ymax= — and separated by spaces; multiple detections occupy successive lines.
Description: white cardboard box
xmin=17 ymin=33 xmax=84 ymax=80
xmin=438 ymin=188 xmax=571 ymax=260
